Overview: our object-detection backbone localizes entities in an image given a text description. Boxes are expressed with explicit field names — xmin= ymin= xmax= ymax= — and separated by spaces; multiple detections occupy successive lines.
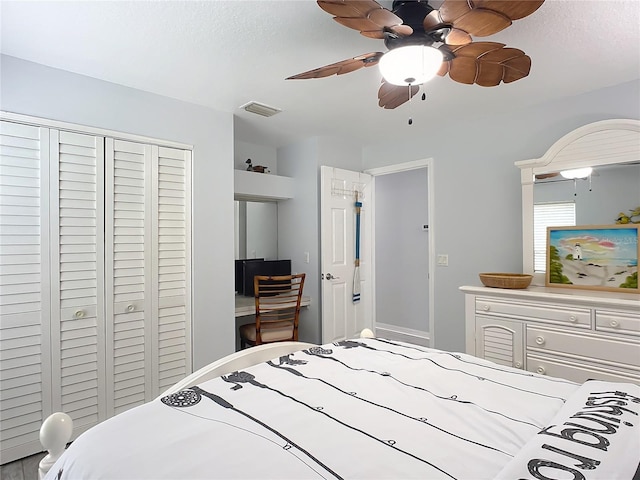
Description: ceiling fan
xmin=286 ymin=0 xmax=545 ymax=109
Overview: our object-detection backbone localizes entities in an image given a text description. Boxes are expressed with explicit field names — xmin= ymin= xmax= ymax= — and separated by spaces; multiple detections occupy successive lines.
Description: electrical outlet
xmin=437 ymin=254 xmax=449 ymax=266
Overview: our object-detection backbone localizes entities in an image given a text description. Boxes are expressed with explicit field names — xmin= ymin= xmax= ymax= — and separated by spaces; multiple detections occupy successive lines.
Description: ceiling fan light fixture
xmin=560 ymin=167 xmax=593 ymax=179
xmin=378 ymin=45 xmax=443 ymax=86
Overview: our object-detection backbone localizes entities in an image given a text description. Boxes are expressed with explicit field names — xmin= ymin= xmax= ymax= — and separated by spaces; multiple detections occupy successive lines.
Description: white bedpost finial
xmin=360 ymin=328 xmax=374 ymax=338
xmin=38 ymin=412 xmax=73 ymax=480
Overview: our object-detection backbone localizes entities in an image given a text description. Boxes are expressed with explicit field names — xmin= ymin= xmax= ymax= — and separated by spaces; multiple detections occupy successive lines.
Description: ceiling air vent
xmin=240 ymin=101 xmax=282 ymax=117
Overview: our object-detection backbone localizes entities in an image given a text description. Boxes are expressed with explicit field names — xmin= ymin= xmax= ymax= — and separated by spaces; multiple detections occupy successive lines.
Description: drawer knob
xmin=74 ymin=310 xmax=85 ymax=319
xmin=535 ymin=336 xmax=545 ymax=346
xmin=514 ymin=361 xmax=522 ymax=369
xmin=610 ymin=320 xmax=620 ymax=328
xmin=569 ymin=315 xmax=577 ymax=323
xmin=536 ymin=366 xmax=546 ymax=375
xmin=482 ymin=304 xmax=490 ymax=312
xmin=126 ymin=304 xmax=135 ymax=312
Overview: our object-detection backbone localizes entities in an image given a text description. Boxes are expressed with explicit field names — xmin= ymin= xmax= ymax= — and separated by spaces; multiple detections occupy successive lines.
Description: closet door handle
xmin=74 ymin=310 xmax=85 ymax=319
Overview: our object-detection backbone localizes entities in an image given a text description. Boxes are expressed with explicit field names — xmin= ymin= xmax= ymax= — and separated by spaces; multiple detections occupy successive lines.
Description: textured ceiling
xmin=1 ymin=0 xmax=639 ymax=148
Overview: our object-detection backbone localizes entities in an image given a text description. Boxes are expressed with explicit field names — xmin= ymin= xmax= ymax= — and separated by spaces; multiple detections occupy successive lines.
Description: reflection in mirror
xmin=234 ymin=201 xmax=278 ymax=260
xmin=533 ymin=163 xmax=640 ymax=272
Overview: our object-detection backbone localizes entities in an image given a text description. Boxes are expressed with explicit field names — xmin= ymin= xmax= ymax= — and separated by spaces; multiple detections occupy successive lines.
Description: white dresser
xmin=460 ymin=285 xmax=640 ymax=384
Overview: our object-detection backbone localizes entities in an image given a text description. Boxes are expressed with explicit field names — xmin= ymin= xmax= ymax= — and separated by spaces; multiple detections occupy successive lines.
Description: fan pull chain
xmin=408 ymin=84 xmax=413 ymax=125
xmin=573 ymin=178 xmax=577 ymax=197
xmin=588 ymin=173 xmax=592 ymax=192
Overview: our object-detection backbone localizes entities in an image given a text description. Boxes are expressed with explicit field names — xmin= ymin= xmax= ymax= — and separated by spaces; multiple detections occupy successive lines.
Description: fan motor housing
xmin=387 ymin=0 xmax=451 ymax=52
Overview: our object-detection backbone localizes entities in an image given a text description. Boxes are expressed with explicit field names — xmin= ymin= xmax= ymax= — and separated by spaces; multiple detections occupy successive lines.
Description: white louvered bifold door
xmin=49 ymin=130 xmax=106 ymax=438
xmin=105 ymin=139 xmax=153 ymax=415
xmin=153 ymin=147 xmax=192 ymax=395
xmin=0 ymin=121 xmax=52 ymax=464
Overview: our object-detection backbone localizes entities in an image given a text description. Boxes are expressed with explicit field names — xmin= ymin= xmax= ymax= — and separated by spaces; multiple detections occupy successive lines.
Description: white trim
xmin=367 ymin=158 xmax=436 ymax=348
xmin=365 ymin=159 xmax=429 ymax=176
xmin=375 ymin=323 xmax=430 ymax=347
xmin=515 ymin=119 xmax=640 ymax=172
xmin=0 ymin=111 xmax=193 ymax=150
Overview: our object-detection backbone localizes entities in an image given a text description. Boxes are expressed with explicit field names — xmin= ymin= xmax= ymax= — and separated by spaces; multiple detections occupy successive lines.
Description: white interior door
xmin=0 ymin=121 xmax=52 ymax=463
xmin=320 ymin=166 xmax=372 ymax=343
xmin=50 ymin=129 xmax=107 ymax=437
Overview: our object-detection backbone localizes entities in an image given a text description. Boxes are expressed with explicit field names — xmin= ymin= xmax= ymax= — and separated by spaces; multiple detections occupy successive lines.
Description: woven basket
xmin=479 ymin=273 xmax=533 ymax=289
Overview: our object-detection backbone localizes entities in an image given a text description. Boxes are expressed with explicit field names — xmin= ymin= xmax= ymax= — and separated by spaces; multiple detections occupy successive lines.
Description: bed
xmin=42 ymin=336 xmax=639 ymax=479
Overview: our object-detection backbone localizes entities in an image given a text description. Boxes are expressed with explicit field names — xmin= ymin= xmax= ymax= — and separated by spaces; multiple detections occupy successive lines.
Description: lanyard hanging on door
xmin=353 ymin=191 xmax=362 ymax=303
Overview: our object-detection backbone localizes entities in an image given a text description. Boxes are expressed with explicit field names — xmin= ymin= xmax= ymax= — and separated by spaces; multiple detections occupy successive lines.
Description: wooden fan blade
xmin=445 ymin=28 xmax=472 ymax=45
xmin=448 ymin=56 xmax=478 ymax=84
xmin=378 ymin=82 xmax=419 ymax=109
xmin=439 ymin=0 xmax=544 ymax=37
xmin=448 ymin=8 xmax=512 ymax=37
xmin=286 ymin=52 xmax=383 ymax=80
xmin=423 ymin=10 xmax=442 ymax=30
xmin=438 ymin=0 xmax=473 ymax=24
xmin=440 ymin=42 xmax=532 ymax=86
xmin=368 ymin=8 xmax=404 ymax=27
xmin=317 ymin=0 xmax=384 ymax=18
xmin=319 ymin=0 xmax=411 ymax=38
xmin=389 ymin=24 xmax=413 ymax=36
xmin=535 ymin=172 xmax=559 ymax=180
xmin=474 ymin=1 xmax=545 ymax=21
xmin=502 ymin=54 xmax=531 ymax=83
xmin=334 ymin=16 xmax=382 ymax=32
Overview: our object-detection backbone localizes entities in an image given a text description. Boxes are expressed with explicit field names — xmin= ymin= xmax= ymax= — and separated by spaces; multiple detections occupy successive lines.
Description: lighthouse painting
xmin=546 ymin=224 xmax=639 ymax=292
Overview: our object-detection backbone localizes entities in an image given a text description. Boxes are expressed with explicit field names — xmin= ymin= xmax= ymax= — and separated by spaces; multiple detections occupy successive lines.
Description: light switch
xmin=437 ymin=254 xmax=449 ymax=266
xmin=304 ymin=251 xmax=310 ymax=264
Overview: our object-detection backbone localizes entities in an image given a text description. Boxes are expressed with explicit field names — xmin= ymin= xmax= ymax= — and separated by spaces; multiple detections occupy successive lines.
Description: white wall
xmin=277 ymin=138 xmax=321 ymax=342
xmin=0 ymin=54 xmax=236 ymax=369
xmin=375 ymin=168 xmax=429 ymax=332
xmin=235 ymin=139 xmax=277 ymax=174
xmin=363 ymin=79 xmax=640 ymax=353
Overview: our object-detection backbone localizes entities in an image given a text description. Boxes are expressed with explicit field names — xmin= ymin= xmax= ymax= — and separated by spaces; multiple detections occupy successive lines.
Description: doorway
xmin=367 ymin=159 xmax=434 ymax=346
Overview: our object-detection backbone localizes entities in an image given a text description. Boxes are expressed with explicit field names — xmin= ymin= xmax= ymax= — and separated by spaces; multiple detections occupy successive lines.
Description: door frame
xmin=365 ymin=158 xmax=435 ymax=347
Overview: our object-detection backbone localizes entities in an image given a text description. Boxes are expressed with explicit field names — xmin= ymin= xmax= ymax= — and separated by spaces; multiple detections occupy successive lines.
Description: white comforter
xmin=46 ymin=339 xmax=639 ymax=479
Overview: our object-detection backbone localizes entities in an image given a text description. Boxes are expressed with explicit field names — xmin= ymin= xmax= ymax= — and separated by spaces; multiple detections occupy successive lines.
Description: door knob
xmin=325 ymin=273 xmax=339 ymax=280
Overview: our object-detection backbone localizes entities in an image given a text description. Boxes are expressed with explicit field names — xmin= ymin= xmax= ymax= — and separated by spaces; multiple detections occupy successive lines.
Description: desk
xmin=235 ymin=294 xmax=311 ymax=317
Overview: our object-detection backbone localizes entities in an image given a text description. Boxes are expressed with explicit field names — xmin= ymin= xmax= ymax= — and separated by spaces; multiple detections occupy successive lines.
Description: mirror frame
xmin=515 ymin=118 xmax=640 ymax=285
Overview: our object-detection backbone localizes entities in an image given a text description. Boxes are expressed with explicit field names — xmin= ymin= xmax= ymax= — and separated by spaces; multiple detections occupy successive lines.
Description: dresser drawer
xmin=527 ymin=326 xmax=640 ymax=368
xmin=595 ymin=309 xmax=640 ymax=337
xmin=526 ymin=352 xmax=640 ymax=384
xmin=476 ymin=298 xmax=590 ymax=328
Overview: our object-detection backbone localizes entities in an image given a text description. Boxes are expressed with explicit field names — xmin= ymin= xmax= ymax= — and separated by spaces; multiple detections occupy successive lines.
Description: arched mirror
xmin=516 ymin=119 xmax=640 ymax=285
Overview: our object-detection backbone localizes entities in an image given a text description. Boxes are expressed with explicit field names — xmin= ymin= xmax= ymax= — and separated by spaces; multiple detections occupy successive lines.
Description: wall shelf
xmin=234 ymin=169 xmax=294 ymax=202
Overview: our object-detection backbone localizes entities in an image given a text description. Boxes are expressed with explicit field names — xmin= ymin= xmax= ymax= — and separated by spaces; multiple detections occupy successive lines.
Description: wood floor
xmin=1 ymin=453 xmax=45 ymax=480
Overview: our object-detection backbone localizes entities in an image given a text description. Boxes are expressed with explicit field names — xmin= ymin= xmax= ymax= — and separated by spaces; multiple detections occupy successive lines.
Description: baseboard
xmin=375 ymin=323 xmax=430 ymax=347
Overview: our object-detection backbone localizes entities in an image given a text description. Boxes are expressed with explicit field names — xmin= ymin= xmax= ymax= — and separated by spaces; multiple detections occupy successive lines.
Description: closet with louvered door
xmin=0 ymin=121 xmax=52 ymax=464
xmin=154 ymin=146 xmax=191 ymax=395
xmin=49 ymin=129 xmax=107 ymax=438
xmin=105 ymin=138 xmax=153 ymax=416
xmin=0 ymin=117 xmax=192 ymax=464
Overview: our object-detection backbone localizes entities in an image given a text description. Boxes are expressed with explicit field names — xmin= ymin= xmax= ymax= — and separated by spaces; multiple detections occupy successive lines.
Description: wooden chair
xmin=239 ymin=273 xmax=306 ymax=349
